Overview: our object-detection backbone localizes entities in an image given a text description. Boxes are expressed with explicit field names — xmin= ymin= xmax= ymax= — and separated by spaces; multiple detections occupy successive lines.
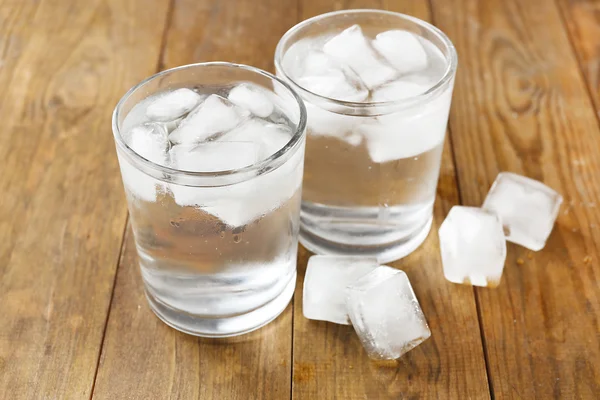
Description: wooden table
xmin=1 ymin=0 xmax=599 ymax=398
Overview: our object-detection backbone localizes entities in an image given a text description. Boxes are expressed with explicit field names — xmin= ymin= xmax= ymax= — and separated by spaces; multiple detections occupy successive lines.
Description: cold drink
xmin=112 ymin=63 xmax=306 ymax=337
xmin=275 ymin=10 xmax=457 ymax=262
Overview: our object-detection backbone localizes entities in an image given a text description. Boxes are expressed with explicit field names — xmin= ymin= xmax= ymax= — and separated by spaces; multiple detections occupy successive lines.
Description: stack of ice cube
xmin=281 ymin=23 xmax=450 ymax=162
xmin=120 ymin=82 xmax=299 ymax=227
xmin=303 ymin=255 xmax=431 ymax=360
xmin=438 ymin=172 xmax=563 ymax=288
xmin=286 ymin=24 xmax=434 ymax=100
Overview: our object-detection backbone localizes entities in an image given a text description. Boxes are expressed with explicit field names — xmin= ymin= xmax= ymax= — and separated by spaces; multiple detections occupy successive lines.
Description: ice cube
xmin=228 ymin=83 xmax=274 ymax=118
xmin=169 ymin=94 xmax=244 ymax=145
xmin=223 ymin=119 xmax=291 ymax=159
xmin=372 ymin=30 xmax=428 ymax=75
xmin=168 ymin=141 xmax=259 ymax=210
xmin=359 ymin=119 xmax=441 ymax=163
xmin=359 ymin=85 xmax=452 ymax=162
xmin=121 ymin=96 xmax=153 ymax=133
xmin=346 ymin=266 xmax=431 ymax=360
xmin=301 ymin=50 xmax=341 ymax=76
xmin=118 ymin=123 xmax=170 ymax=202
xmin=200 ymin=148 xmax=303 ymax=228
xmin=298 ymin=70 xmax=369 ymax=102
xmin=146 ymin=88 xmax=203 ymax=122
xmin=323 ymin=25 xmax=397 ymax=89
xmin=127 ymin=123 xmax=170 ymax=165
xmin=305 ymin=103 xmax=363 ymax=146
xmin=169 ymin=141 xmax=259 ymax=172
xmin=482 ymin=173 xmax=563 ymax=251
xmin=438 ymin=206 xmax=507 ymax=287
xmin=370 ymin=80 xmax=429 ymax=102
xmin=303 ymin=256 xmax=378 ymax=324
xmin=117 ymin=154 xmax=165 ymax=203
xmin=294 ymin=51 xmax=368 ymax=102
xmin=169 ymin=137 xmax=303 ymax=228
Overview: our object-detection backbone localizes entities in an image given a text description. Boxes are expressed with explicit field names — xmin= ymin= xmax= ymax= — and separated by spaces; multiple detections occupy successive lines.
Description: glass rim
xmin=112 ymin=61 xmax=307 ymax=179
xmin=274 ymin=9 xmax=458 ymax=113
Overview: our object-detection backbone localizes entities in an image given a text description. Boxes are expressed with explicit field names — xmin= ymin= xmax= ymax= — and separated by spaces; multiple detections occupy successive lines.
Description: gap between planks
xmin=88 ymin=0 xmax=176 ymax=396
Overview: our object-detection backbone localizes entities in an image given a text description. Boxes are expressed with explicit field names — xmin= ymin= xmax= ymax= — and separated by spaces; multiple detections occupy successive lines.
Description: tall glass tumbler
xmin=112 ymin=63 xmax=307 ymax=337
xmin=275 ymin=10 xmax=457 ymax=262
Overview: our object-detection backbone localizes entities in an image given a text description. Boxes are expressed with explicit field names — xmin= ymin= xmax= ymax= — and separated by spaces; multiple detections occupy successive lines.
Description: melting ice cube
xmin=224 ymin=118 xmax=292 ymax=159
xmin=146 ymin=88 xmax=203 ymax=122
xmin=228 ymin=83 xmax=275 ymax=118
xmin=438 ymin=206 xmax=507 ymax=287
xmin=323 ymin=25 xmax=397 ymax=89
xmin=372 ymin=30 xmax=428 ymax=75
xmin=346 ymin=266 xmax=431 ymax=360
xmin=303 ymin=255 xmax=378 ymax=324
xmin=169 ymin=94 xmax=244 ymax=145
xmin=119 ymin=123 xmax=170 ymax=201
xmin=482 ymin=172 xmax=563 ymax=251
xmin=370 ymin=80 xmax=429 ymax=102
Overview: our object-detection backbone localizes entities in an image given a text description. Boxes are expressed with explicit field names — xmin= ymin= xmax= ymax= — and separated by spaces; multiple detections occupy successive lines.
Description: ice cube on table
xmin=323 ymin=25 xmax=397 ymax=89
xmin=346 ymin=266 xmax=431 ymax=360
xmin=146 ymin=88 xmax=203 ymax=122
xmin=372 ymin=30 xmax=428 ymax=75
xmin=224 ymin=119 xmax=291 ymax=159
xmin=119 ymin=123 xmax=170 ymax=202
xmin=370 ymin=80 xmax=429 ymax=102
xmin=228 ymin=83 xmax=275 ymax=118
xmin=303 ymin=256 xmax=378 ymax=324
xmin=168 ymin=94 xmax=244 ymax=145
xmin=482 ymin=172 xmax=563 ymax=251
xmin=438 ymin=206 xmax=507 ymax=287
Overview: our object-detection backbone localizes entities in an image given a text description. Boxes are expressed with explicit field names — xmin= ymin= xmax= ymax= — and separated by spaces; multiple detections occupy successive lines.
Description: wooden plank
xmin=430 ymin=0 xmax=600 ymax=397
xmin=555 ymin=0 xmax=600 ymax=112
xmin=160 ymin=0 xmax=298 ymax=72
xmin=92 ymin=1 xmax=298 ymax=399
xmin=292 ymin=1 xmax=491 ymax=399
xmin=0 ymin=1 xmax=43 ymax=294
xmin=0 ymin=0 xmax=171 ymax=398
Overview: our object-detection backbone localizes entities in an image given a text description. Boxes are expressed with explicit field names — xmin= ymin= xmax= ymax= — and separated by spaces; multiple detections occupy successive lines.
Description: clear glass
xmin=275 ymin=10 xmax=457 ymax=263
xmin=112 ymin=63 xmax=307 ymax=337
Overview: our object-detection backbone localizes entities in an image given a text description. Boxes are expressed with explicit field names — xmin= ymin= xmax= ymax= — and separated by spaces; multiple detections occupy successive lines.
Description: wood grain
xmin=92 ymin=1 xmax=298 ymax=399
xmin=431 ymin=0 xmax=600 ymax=397
xmin=2 ymin=0 xmax=599 ymax=398
xmin=291 ymin=1 xmax=491 ymax=399
xmin=162 ymin=0 xmax=299 ymax=72
xmin=0 ymin=0 xmax=42 ymax=282
xmin=0 ymin=0 xmax=171 ymax=398
xmin=556 ymin=0 xmax=600 ymax=112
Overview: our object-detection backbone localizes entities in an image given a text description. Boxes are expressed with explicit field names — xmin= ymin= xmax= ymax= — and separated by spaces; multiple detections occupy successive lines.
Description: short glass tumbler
xmin=275 ymin=10 xmax=457 ymax=262
xmin=112 ymin=63 xmax=307 ymax=337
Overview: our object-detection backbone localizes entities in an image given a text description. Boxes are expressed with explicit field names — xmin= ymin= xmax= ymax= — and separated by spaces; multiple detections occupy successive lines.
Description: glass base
xmin=299 ymin=202 xmax=434 ymax=263
xmin=145 ymin=271 xmax=296 ymax=337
